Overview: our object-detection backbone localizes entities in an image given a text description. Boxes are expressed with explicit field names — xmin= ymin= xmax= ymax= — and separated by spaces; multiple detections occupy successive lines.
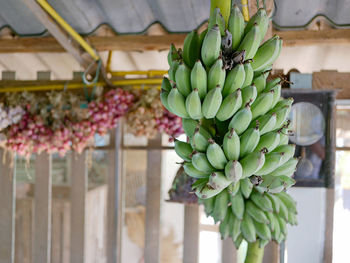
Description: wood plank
xmin=263 ymin=242 xmax=279 ymax=263
xmin=183 ymin=204 xmax=200 ymax=263
xmin=70 ymin=151 xmax=88 ymax=263
xmin=144 ymin=134 xmax=162 ymax=263
xmin=323 ymin=189 xmax=334 ymax=263
xmin=221 ymin=239 xmax=237 ymax=263
xmin=33 ymin=152 xmax=52 ymax=263
xmin=106 ymin=128 xmax=123 ymax=263
xmin=0 ymin=150 xmax=16 ymax=263
xmin=313 ymin=70 xmax=350 ymax=99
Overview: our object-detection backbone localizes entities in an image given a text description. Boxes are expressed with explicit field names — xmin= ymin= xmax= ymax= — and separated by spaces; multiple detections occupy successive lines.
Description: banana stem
xmin=244 ymin=241 xmax=265 ymax=263
xmin=210 ymin=0 xmax=231 ymax=26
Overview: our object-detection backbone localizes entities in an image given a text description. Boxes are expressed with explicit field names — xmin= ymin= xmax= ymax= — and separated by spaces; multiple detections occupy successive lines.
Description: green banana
xmin=260 ymin=175 xmax=284 ymax=193
xmin=231 ymin=213 xmax=242 ymax=241
xmin=246 ymin=201 xmax=269 ymax=224
xmin=244 ymin=8 xmax=269 ymax=42
xmin=265 ymin=84 xmax=282 ymax=109
xmin=239 ymin=125 xmax=260 ymax=158
xmin=238 ymin=24 xmax=261 ymax=59
xmin=242 ymin=62 xmax=254 ymax=87
xmin=240 ymin=150 xmax=265 ymax=178
xmin=228 ymin=103 xmax=252 ymax=135
xmin=224 ymin=160 xmax=243 ymax=182
xmin=212 ymin=189 xmax=229 ymax=222
xmin=272 ymin=106 xmax=291 ymax=130
xmin=240 ymin=177 xmax=253 ymax=198
xmin=228 ymin=4 xmax=245 ymax=50
xmin=219 ymin=212 xmax=231 ymax=239
xmin=277 ymin=217 xmax=287 ymax=236
xmin=250 ymin=192 xmax=273 ymax=212
xmin=276 ymin=191 xmax=297 ymax=214
xmin=234 ymin=234 xmax=244 ymax=249
xmin=183 ymin=162 xmax=209 ymax=179
xmin=255 ymin=113 xmax=277 ymax=135
xmin=265 ymin=211 xmax=277 ymax=232
xmin=191 ymin=60 xmax=207 ymax=100
xmin=160 ymin=90 xmax=172 ymax=113
xmin=186 ymin=89 xmax=203 ymax=120
xmin=255 ymin=152 xmax=284 ymax=176
xmin=251 ymin=90 xmax=275 ymax=119
xmin=252 ymin=36 xmax=282 ymax=72
xmin=191 ymin=126 xmax=212 ymax=152
xmin=273 ymin=98 xmax=294 ymax=110
xmin=271 ymin=213 xmax=281 ymax=240
xmin=222 ymin=63 xmax=245 ymax=97
xmin=196 ymin=185 xmax=222 ymax=199
xmin=161 ymin=77 xmax=172 ymax=92
xmin=254 ymin=130 xmax=280 ymax=152
xmin=278 ymin=128 xmax=290 ymax=146
xmin=202 ymin=85 xmax=223 ymax=119
xmin=241 ymin=85 xmax=257 ymax=107
xmin=216 ymin=89 xmax=242 ymax=121
xmin=174 ymin=140 xmax=193 ymax=161
xmin=208 ymin=58 xmax=226 ymax=91
xmin=167 ymin=43 xmax=181 ymax=67
xmin=175 ymin=62 xmax=192 ymax=96
xmin=230 ymin=191 xmax=245 ymax=220
xmin=273 ymin=144 xmax=296 ymax=165
xmin=192 ymin=152 xmax=215 ymax=173
xmin=288 ymin=211 xmax=298 ymax=226
xmin=208 ymin=8 xmax=226 ymax=36
xmin=167 ymin=86 xmax=189 ymax=118
xmin=223 ymin=128 xmax=240 ymax=160
xmin=209 ymin=171 xmax=232 ymax=190
xmin=182 ymin=118 xmax=198 ymax=138
xmin=241 ymin=213 xmax=257 ymax=243
xmin=266 ymin=77 xmax=281 ymax=91
xmin=202 ymin=197 xmax=215 ymax=216
xmin=168 ymin=60 xmax=179 ymax=82
xmin=207 ymin=138 xmax=227 ymax=169
xmin=265 ymin=192 xmax=280 ymax=213
xmin=267 ymin=158 xmax=299 ymax=177
xmin=228 ymin=180 xmax=240 ymax=196
xmin=201 ymin=25 xmax=221 ymax=68
xmin=253 ymin=71 xmax=269 ymax=94
xmin=183 ymin=30 xmax=200 ymax=68
xmin=254 ymin=220 xmax=272 ymax=241
xmin=259 ymin=238 xmax=270 ymax=248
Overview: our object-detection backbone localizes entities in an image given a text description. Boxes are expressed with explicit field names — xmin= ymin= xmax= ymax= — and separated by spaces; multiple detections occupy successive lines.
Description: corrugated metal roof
xmin=0 ymin=0 xmax=349 ymax=36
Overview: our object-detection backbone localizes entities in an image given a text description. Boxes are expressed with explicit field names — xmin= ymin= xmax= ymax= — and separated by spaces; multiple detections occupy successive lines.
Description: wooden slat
xmin=221 ymin=239 xmax=237 ymax=263
xmin=144 ymin=135 xmax=162 ymax=263
xmin=106 ymin=128 xmax=123 ymax=263
xmin=0 ymin=150 xmax=16 ymax=263
xmin=33 ymin=153 xmax=52 ymax=263
xmin=70 ymin=152 xmax=88 ymax=263
xmin=183 ymin=204 xmax=200 ymax=263
xmin=263 ymin=242 xmax=279 ymax=263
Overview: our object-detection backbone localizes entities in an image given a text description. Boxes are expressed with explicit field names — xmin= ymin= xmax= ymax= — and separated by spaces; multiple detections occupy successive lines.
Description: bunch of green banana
xmin=161 ymin=4 xmax=299 ymax=249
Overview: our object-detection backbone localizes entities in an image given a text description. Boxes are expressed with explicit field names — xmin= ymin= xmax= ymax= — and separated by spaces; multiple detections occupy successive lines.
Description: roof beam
xmin=0 ymin=28 xmax=350 ymax=53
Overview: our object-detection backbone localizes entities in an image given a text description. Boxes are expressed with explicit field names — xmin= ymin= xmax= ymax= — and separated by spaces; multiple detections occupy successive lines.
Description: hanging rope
xmin=82 ymin=59 xmax=102 ymax=102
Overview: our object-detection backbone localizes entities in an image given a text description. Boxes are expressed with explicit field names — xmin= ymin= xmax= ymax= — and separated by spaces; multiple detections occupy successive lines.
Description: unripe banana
xmin=266 ymin=77 xmax=281 ymax=91
xmin=255 ymin=113 xmax=277 ymax=135
xmin=274 ymin=98 xmax=294 ymax=110
xmin=265 ymin=211 xmax=277 ymax=232
xmin=252 ymin=36 xmax=282 ymax=72
xmin=265 ymin=84 xmax=282 ymax=109
xmin=162 ymin=77 xmax=172 ymax=92
xmin=272 ymin=106 xmax=291 ymax=130
xmin=228 ymin=4 xmax=245 ymax=50
xmin=255 ymin=152 xmax=284 ymax=176
xmin=231 ymin=213 xmax=242 ymax=241
xmin=246 ymin=200 xmax=269 ymax=224
xmin=201 ymin=25 xmax=221 ymax=68
xmin=224 ymin=160 xmax=243 ymax=182
xmin=278 ymin=128 xmax=290 ymax=146
xmin=208 ymin=58 xmax=226 ymax=91
xmin=241 ymin=85 xmax=257 ymax=107
xmin=183 ymin=30 xmax=200 ymax=68
xmin=191 ymin=126 xmax=212 ymax=152
xmin=273 ymin=144 xmax=296 ymax=165
xmin=240 ymin=177 xmax=254 ymax=198
xmin=288 ymin=211 xmax=298 ymax=226
xmin=240 ymin=150 xmax=266 ymax=178
xmin=208 ymin=8 xmax=226 ymax=36
xmin=244 ymin=8 xmax=269 ymax=42
xmin=251 ymin=90 xmax=275 ymax=119
xmin=183 ymin=162 xmax=209 ymax=179
xmin=254 ymin=220 xmax=272 ymax=241
xmin=196 ymin=185 xmax=222 ymax=199
xmin=160 ymin=90 xmax=172 ymax=113
xmin=222 ymin=63 xmax=245 ymax=97
xmin=192 ymin=152 xmax=215 ymax=173
xmin=223 ymin=128 xmax=240 ymax=160
xmin=191 ymin=60 xmax=207 ymax=100
xmin=201 ymin=197 xmax=215 ymax=216
xmin=206 ymin=138 xmax=227 ymax=169
xmin=260 ymin=175 xmax=284 ymax=193
xmin=182 ymin=118 xmax=198 ymax=138
xmin=254 ymin=130 xmax=280 ymax=152
xmin=228 ymin=180 xmax=240 ymax=196
xmin=241 ymin=213 xmax=257 ymax=243
xmin=265 ymin=192 xmax=280 ymax=213
xmin=167 ymin=43 xmax=181 ymax=67
xmin=186 ymin=89 xmax=203 ymax=119
xmin=174 ymin=140 xmax=193 ymax=161
xmin=191 ymin=178 xmax=207 ymax=192
xmin=267 ymin=157 xmax=299 ymax=177
xmin=279 ymin=175 xmax=296 ymax=189
xmin=271 ymin=213 xmax=281 ymax=240
xmin=175 ymin=63 xmax=192 ymax=96
xmin=239 ymin=124 xmax=260 ymax=158
xmin=234 ymin=234 xmax=243 ymax=249
xmin=219 ymin=212 xmax=231 ymax=239
xmin=168 ymin=60 xmax=179 ymax=82
xmin=253 ymin=71 xmax=269 ymax=94
xmin=216 ymin=89 xmax=242 ymax=121
xmin=230 ymin=191 xmax=245 ymax=220
xmin=228 ymin=103 xmax=252 ymax=135
xmin=276 ymin=191 xmax=297 ymax=214
xmin=208 ymin=171 xmax=232 ymax=190
xmin=259 ymin=238 xmax=270 ymax=248
xmin=250 ymin=192 xmax=273 ymax=212
xmin=202 ymin=85 xmax=223 ymax=119
xmin=242 ymin=62 xmax=254 ymax=87
xmin=212 ymin=189 xmax=229 ymax=222
xmin=238 ymin=24 xmax=261 ymax=60
xmin=167 ymin=86 xmax=190 ymax=118
xmin=277 ymin=217 xmax=287 ymax=236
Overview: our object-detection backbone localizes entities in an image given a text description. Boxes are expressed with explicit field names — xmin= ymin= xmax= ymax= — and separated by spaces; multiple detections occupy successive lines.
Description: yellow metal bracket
xmin=241 ymin=0 xmax=250 ymax=21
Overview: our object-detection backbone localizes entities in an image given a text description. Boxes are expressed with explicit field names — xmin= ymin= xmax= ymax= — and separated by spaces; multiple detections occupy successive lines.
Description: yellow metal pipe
xmin=36 ymin=0 xmax=100 ymax=61
xmin=241 ymin=0 xmax=250 ymax=21
xmin=110 ymin=70 xmax=167 ymax=77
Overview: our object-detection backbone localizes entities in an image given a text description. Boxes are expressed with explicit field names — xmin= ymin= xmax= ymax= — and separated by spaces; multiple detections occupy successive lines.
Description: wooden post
xmin=263 ymin=242 xmax=279 ymax=263
xmin=0 ymin=150 xmax=16 ymax=263
xmin=107 ymin=127 xmax=123 ymax=263
xmin=144 ymin=134 xmax=162 ymax=263
xmin=33 ymin=152 xmax=52 ymax=263
xmin=183 ymin=204 xmax=200 ymax=263
xmin=221 ymin=238 xmax=237 ymax=263
xmin=70 ymin=151 xmax=88 ymax=263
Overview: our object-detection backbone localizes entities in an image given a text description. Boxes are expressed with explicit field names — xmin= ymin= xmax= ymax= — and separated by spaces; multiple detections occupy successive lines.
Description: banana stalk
xmin=244 ymin=241 xmax=265 ymax=263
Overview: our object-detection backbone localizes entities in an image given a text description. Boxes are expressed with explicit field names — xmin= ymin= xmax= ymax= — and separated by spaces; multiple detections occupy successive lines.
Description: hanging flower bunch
xmin=126 ymin=87 xmax=183 ymax=139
